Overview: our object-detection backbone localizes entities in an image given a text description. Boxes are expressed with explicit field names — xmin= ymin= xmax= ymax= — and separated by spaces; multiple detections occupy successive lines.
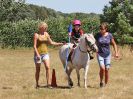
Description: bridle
xmin=85 ymin=37 xmax=95 ymax=53
xmin=79 ymin=46 xmax=87 ymax=53
xmin=78 ymin=36 xmax=95 ymax=53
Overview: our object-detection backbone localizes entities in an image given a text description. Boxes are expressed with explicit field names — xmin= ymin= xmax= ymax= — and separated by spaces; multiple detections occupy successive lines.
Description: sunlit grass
xmin=0 ymin=46 xmax=133 ymax=99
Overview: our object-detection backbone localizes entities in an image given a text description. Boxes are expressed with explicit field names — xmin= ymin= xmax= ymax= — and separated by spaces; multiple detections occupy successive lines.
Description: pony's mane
xmin=80 ymin=33 xmax=95 ymax=43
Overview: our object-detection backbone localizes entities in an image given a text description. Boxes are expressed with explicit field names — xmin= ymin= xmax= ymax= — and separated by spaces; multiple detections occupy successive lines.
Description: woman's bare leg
xmin=43 ymin=59 xmax=51 ymax=85
xmin=35 ymin=63 xmax=41 ymax=88
xmin=105 ymin=68 xmax=109 ymax=85
xmin=99 ymin=66 xmax=105 ymax=87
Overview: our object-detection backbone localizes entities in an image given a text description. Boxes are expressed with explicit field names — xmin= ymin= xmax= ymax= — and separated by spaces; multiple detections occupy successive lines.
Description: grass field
xmin=0 ymin=46 xmax=133 ymax=99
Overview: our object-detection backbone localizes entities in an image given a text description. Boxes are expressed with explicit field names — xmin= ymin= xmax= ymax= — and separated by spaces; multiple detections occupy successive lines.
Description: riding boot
xmin=68 ymin=49 xmax=74 ymax=61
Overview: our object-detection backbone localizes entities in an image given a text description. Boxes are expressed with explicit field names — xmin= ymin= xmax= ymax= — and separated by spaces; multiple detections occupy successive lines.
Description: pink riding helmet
xmin=73 ymin=20 xmax=81 ymax=26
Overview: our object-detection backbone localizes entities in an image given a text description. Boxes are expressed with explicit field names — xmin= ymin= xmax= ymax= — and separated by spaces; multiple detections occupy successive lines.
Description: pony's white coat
xmin=59 ymin=34 xmax=98 ymax=88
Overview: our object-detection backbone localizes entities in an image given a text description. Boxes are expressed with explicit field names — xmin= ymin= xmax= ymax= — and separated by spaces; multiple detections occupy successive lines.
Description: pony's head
xmin=79 ymin=33 xmax=98 ymax=53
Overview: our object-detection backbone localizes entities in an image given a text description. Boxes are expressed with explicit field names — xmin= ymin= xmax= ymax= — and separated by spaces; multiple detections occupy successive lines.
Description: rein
xmin=79 ymin=46 xmax=87 ymax=53
xmin=78 ymin=44 xmax=94 ymax=53
xmin=87 ymin=44 xmax=95 ymax=53
xmin=76 ymin=34 xmax=96 ymax=54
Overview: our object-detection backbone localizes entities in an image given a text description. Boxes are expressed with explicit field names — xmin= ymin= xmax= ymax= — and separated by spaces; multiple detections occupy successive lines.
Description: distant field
xmin=0 ymin=46 xmax=133 ymax=99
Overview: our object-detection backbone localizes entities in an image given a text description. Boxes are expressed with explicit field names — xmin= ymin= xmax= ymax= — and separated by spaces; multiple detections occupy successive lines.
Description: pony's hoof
xmin=69 ymin=82 xmax=73 ymax=87
xmin=35 ymin=85 xmax=40 ymax=89
xmin=68 ymin=86 xmax=72 ymax=89
xmin=77 ymin=84 xmax=80 ymax=87
xmin=68 ymin=85 xmax=74 ymax=89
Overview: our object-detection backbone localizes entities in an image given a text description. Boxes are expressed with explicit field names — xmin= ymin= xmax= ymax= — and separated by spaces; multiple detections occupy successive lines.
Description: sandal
xmin=100 ymin=82 xmax=104 ymax=88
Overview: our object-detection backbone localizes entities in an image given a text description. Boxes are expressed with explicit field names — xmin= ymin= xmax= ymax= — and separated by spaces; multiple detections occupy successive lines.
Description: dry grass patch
xmin=0 ymin=46 xmax=133 ymax=99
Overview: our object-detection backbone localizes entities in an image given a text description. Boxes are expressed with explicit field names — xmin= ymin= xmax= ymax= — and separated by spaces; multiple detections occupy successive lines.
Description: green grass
xmin=0 ymin=46 xmax=133 ymax=99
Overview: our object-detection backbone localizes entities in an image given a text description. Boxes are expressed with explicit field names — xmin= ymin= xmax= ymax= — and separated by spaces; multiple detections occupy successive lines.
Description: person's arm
xmin=111 ymin=38 xmax=119 ymax=57
xmin=47 ymin=32 xmax=63 ymax=46
xmin=33 ymin=33 xmax=40 ymax=57
xmin=80 ymin=29 xmax=84 ymax=36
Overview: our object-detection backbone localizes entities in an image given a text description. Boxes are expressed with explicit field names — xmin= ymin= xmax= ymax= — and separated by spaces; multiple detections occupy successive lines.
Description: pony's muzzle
xmin=92 ymin=45 xmax=98 ymax=52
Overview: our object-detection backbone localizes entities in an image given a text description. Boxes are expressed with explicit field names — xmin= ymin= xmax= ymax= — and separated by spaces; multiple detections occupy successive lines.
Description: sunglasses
xmin=100 ymin=28 xmax=106 ymax=30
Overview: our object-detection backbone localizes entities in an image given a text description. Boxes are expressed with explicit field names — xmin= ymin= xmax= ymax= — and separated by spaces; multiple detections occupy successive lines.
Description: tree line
xmin=101 ymin=0 xmax=133 ymax=44
xmin=0 ymin=0 xmax=133 ymax=48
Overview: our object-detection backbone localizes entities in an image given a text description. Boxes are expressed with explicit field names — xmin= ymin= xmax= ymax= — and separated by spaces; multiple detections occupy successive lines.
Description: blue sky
xmin=26 ymin=0 xmax=111 ymax=14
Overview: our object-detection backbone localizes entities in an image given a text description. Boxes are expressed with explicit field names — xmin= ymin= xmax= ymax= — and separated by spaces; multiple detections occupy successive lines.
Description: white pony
xmin=59 ymin=33 xmax=98 ymax=88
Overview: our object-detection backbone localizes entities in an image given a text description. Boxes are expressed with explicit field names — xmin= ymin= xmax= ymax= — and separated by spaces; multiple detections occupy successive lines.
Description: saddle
xmin=67 ymin=50 xmax=73 ymax=62
xmin=67 ymin=46 xmax=75 ymax=62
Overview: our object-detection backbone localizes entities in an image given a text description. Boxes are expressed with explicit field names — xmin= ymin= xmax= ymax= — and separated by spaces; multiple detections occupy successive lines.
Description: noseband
xmin=85 ymin=37 xmax=95 ymax=53
xmin=78 ymin=37 xmax=95 ymax=53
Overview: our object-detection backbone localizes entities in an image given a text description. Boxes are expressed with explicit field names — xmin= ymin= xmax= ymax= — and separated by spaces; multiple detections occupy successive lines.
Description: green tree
xmin=0 ymin=0 xmax=35 ymax=21
xmin=101 ymin=0 xmax=133 ymax=44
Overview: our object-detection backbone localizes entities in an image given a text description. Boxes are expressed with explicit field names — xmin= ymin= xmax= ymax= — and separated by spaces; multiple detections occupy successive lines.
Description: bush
xmin=0 ymin=18 xmax=100 ymax=48
xmin=0 ymin=19 xmax=40 ymax=48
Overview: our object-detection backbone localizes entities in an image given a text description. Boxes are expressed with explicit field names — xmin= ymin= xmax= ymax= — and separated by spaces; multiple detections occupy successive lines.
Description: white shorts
xmin=34 ymin=54 xmax=49 ymax=64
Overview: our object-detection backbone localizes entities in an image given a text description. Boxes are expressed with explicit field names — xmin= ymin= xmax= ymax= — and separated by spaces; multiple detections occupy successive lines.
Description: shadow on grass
xmin=2 ymin=85 xmax=99 ymax=90
xmin=87 ymin=85 xmax=99 ymax=89
xmin=36 ymin=85 xmax=100 ymax=89
xmin=2 ymin=86 xmax=13 ymax=89
xmin=36 ymin=85 xmax=71 ymax=89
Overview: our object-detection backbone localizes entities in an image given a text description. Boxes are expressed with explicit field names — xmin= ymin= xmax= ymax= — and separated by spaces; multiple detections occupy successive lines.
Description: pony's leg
xmin=67 ymin=68 xmax=73 ymax=87
xmin=84 ymin=65 xmax=89 ymax=88
xmin=76 ymin=69 xmax=80 ymax=87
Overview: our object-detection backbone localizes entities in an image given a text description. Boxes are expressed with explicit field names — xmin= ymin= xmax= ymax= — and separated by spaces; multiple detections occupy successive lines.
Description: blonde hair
xmin=38 ymin=22 xmax=48 ymax=31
